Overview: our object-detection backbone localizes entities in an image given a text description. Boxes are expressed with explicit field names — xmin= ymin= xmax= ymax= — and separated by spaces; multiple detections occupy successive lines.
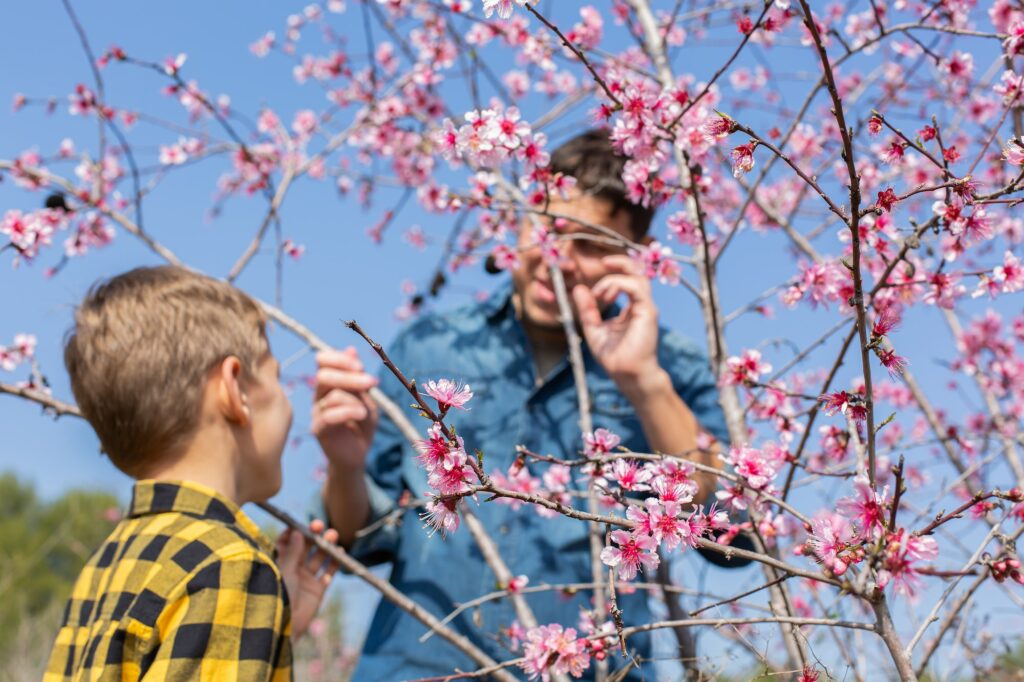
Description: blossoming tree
xmin=3 ymin=0 xmax=1024 ymax=679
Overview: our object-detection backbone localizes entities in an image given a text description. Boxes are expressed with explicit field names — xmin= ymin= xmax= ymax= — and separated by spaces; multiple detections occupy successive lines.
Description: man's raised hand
xmin=312 ymin=346 xmax=380 ymax=471
xmin=571 ymin=254 xmax=661 ymax=386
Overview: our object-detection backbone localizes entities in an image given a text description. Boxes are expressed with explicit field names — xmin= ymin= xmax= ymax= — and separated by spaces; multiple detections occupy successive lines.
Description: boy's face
xmin=511 ymin=190 xmax=640 ymax=331
xmin=243 ymin=352 xmax=293 ymax=502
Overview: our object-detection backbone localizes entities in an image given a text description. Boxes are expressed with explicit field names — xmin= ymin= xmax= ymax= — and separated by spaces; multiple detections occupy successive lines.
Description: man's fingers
xmin=592 ymin=274 xmax=649 ymax=306
xmin=571 ymin=284 xmax=602 ymax=331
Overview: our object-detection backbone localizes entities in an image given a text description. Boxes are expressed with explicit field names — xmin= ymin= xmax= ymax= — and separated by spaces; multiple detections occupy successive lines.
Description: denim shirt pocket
xmin=589 ymin=385 xmax=645 ymax=450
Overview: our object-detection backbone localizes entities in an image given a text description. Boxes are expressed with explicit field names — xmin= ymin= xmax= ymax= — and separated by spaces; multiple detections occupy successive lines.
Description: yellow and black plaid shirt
xmin=45 ymin=480 xmax=292 ymax=681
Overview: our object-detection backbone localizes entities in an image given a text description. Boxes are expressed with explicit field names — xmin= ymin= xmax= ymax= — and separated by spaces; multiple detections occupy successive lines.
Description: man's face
xmin=511 ymin=191 xmax=641 ymax=330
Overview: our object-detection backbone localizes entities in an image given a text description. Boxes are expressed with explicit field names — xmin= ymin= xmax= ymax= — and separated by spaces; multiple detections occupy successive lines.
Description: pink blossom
xmin=583 ymin=427 xmax=620 ymax=457
xmin=415 ymin=422 xmax=464 ymax=472
xmin=488 ymin=243 xmax=520 ymax=271
xmin=730 ymin=142 xmax=756 ymax=177
xmin=507 ymin=574 xmax=529 ymax=593
xmin=163 ymin=53 xmax=187 ymax=76
xmin=291 ymin=109 xmax=318 ymax=138
xmin=798 ymin=666 xmax=821 ymax=682
xmin=993 ymin=250 xmax=1024 ymax=293
xmin=646 ymin=499 xmax=688 ymax=550
xmin=881 ymin=139 xmax=906 ymax=165
xmin=427 ymin=459 xmax=475 ymax=496
xmin=159 ymin=142 xmax=187 ymax=166
xmin=820 ymin=390 xmax=867 ymax=421
xmin=837 ymin=476 xmax=888 ymax=541
xmin=423 ymin=378 xmax=473 ymax=410
xmin=483 ymin=0 xmax=533 ymax=21
xmin=608 ymin=459 xmax=653 ymax=492
xmin=876 ymin=348 xmax=908 ymax=378
xmin=250 ymin=31 xmax=275 ymax=57
xmin=630 ymin=240 xmax=681 ymax=285
xmin=876 ymin=529 xmax=938 ymax=597
xmin=871 ymin=306 xmax=901 ymax=338
xmin=875 ymin=187 xmax=898 ymax=213
xmin=1003 ymin=137 xmax=1024 ymax=166
xmin=599 ymin=529 xmax=659 ymax=581
xmin=701 ymin=112 xmax=735 ymax=140
xmin=721 ymin=444 xmax=782 ymax=490
xmin=666 ymin=212 xmax=699 ymax=246
xmin=281 ymin=239 xmax=304 ymax=259
xmin=806 ymin=515 xmax=855 ymax=576
xmin=421 ymin=497 xmax=460 ymax=537
xmin=532 ymin=225 xmax=563 ymax=266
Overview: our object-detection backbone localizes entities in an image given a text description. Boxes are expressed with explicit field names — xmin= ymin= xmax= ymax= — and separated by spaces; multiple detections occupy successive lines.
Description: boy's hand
xmin=312 ymin=347 xmax=379 ymax=472
xmin=276 ymin=519 xmax=339 ymax=639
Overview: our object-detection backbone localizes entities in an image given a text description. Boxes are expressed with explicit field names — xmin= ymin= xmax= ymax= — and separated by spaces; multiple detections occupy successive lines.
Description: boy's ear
xmin=215 ymin=356 xmax=250 ymax=426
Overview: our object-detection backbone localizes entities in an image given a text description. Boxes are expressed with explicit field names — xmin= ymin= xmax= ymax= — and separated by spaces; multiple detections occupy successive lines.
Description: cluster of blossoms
xmin=158 ymin=136 xmax=204 ymax=166
xmin=716 ymin=442 xmax=789 ymax=512
xmin=415 ymin=380 xmax=476 ymax=536
xmin=1 ymin=208 xmax=67 ymax=263
xmin=629 ymin=240 xmax=681 ymax=285
xmin=801 ymin=477 xmax=943 ymax=596
xmin=781 ymin=259 xmax=851 ymax=309
xmin=0 ymin=333 xmax=36 ymax=372
xmin=974 ymin=250 xmax=1024 ymax=299
xmin=435 ymin=106 xmax=542 ymax=171
xmin=588 ymin=430 xmax=728 ymax=580
xmin=519 ymin=623 xmax=590 ymax=681
xmin=601 ymin=499 xmax=729 ymax=581
xmin=722 ymin=349 xmax=772 ymax=386
xmin=490 ymin=458 xmax=572 ymax=518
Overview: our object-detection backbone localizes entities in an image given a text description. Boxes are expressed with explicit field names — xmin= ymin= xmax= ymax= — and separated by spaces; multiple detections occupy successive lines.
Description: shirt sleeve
xmin=140 ymin=551 xmax=292 ymax=681
xmin=661 ymin=331 xmax=731 ymax=446
xmin=309 ymin=327 xmax=417 ymax=567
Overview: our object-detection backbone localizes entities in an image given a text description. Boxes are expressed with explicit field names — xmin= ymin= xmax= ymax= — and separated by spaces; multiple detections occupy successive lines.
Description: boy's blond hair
xmin=64 ymin=265 xmax=268 ymax=476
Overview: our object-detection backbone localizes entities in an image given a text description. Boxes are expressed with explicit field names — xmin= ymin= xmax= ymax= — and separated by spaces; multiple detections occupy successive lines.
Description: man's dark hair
xmin=548 ymin=129 xmax=655 ymax=239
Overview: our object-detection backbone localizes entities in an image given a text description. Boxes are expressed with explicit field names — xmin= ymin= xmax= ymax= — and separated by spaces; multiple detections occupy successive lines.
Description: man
xmin=314 ymin=130 xmax=733 ymax=679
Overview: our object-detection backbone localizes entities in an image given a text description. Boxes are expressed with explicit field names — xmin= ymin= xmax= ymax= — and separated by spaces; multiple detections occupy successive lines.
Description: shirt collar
xmin=481 ymin=279 xmax=516 ymax=323
xmin=129 ymin=479 xmax=274 ymax=554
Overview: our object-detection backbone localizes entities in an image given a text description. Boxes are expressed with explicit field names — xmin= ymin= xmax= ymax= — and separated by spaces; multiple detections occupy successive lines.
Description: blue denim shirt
xmin=342 ymin=282 xmax=728 ymax=681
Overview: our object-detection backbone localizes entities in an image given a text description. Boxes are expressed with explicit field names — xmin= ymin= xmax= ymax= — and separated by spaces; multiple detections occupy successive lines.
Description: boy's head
xmin=64 ymin=266 xmax=292 ymax=499
xmin=512 ymin=129 xmax=657 ymax=331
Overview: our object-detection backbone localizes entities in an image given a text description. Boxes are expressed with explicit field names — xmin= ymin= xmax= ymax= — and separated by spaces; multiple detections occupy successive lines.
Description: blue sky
xmin=2 ymin=0 xmax=1021 ymax=673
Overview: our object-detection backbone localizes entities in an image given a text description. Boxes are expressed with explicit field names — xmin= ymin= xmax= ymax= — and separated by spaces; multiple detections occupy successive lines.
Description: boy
xmin=46 ymin=265 xmax=337 ymax=681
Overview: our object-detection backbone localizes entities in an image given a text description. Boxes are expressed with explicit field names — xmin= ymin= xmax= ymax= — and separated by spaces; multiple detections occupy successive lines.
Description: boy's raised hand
xmin=312 ymin=346 xmax=379 ymax=471
xmin=276 ymin=519 xmax=340 ymax=639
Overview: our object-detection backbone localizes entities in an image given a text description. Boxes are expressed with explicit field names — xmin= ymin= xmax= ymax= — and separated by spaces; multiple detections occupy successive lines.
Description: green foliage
xmin=0 ymin=472 xmax=120 ymax=680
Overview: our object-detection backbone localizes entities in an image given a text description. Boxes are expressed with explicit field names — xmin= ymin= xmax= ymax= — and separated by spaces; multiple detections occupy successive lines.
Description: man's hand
xmin=312 ymin=347 xmax=380 ymax=471
xmin=572 ymin=255 xmax=662 ymax=392
xmin=276 ymin=519 xmax=339 ymax=639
